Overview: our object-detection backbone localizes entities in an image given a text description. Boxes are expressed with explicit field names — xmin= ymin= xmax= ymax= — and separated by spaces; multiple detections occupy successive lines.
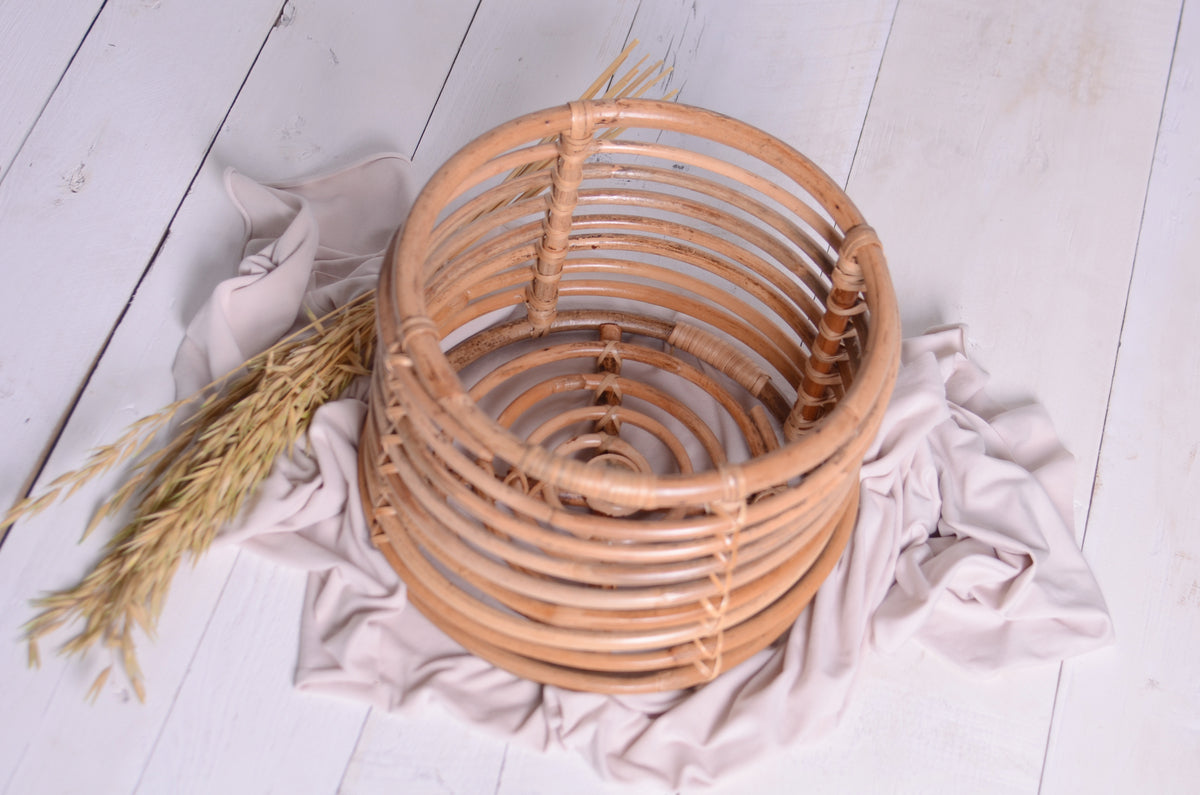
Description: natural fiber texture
xmin=15 ymin=296 xmax=375 ymax=700
xmin=361 ymin=98 xmax=902 ymax=692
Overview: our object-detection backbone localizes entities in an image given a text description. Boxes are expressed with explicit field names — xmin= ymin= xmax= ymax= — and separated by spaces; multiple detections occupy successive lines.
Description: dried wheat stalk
xmin=13 ymin=295 xmax=376 ymax=701
xmin=3 ymin=43 xmax=675 ymax=701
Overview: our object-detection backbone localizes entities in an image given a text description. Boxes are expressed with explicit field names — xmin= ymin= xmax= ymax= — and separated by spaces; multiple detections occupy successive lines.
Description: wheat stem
xmin=16 ymin=44 xmax=675 ymax=701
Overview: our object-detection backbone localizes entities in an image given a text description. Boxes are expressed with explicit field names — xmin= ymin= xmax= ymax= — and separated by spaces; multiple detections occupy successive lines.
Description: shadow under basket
xmin=359 ymin=98 xmax=901 ymax=694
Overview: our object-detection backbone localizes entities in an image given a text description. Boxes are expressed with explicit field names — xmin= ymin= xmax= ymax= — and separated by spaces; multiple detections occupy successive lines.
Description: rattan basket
xmin=359 ymin=98 xmax=901 ymax=693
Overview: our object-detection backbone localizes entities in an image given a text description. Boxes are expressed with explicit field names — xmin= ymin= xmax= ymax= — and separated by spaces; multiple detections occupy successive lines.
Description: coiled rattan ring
xmin=359 ymin=98 xmax=901 ymax=693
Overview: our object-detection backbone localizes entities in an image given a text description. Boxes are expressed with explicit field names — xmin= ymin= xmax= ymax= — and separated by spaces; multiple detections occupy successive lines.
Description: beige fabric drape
xmin=175 ymin=155 xmax=1112 ymax=788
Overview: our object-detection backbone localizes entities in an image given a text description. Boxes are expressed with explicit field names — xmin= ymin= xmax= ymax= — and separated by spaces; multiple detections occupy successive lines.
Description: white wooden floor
xmin=1 ymin=1 xmax=1197 ymax=792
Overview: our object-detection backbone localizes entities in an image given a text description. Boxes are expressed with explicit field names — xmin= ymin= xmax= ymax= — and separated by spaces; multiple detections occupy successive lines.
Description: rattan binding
xmin=359 ymin=98 xmax=901 ymax=693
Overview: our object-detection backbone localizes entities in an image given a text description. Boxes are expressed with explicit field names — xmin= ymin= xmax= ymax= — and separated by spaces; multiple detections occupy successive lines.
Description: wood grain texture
xmin=701 ymin=647 xmax=1056 ymax=794
xmin=496 ymin=742 xmax=663 ymax=795
xmin=213 ymin=0 xmax=481 ymax=180
xmin=0 ymin=0 xmax=285 ymax=515
xmin=1039 ymin=2 xmax=1200 ymax=791
xmin=696 ymin=0 xmax=1177 ymax=791
xmin=337 ymin=708 xmax=507 ymax=795
xmin=0 ymin=2 xmax=475 ymax=793
xmin=0 ymin=537 xmax=243 ymax=794
xmin=0 ymin=0 xmax=104 ymax=179
xmin=407 ymin=0 xmax=643 ymax=189
xmin=0 ymin=2 xmax=283 ymax=787
xmin=132 ymin=556 xmax=369 ymax=795
xmin=846 ymin=0 xmax=1182 ymax=533
xmin=655 ymin=0 xmax=898 ymax=187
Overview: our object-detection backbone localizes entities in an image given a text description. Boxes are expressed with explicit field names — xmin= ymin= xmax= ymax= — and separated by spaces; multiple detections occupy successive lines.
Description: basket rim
xmin=384 ymin=97 xmax=901 ymax=509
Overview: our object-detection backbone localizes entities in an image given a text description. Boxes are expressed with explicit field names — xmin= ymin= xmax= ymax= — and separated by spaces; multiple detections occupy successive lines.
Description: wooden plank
xmin=494 ymin=4 xmax=1177 ymax=792
xmin=212 ymin=0 xmax=482 ymax=181
xmin=408 ymin=0 xmax=897 ymax=189
xmin=132 ymin=557 xmax=369 ymax=795
xmin=337 ymin=708 xmax=507 ymax=794
xmin=407 ymin=0 xmax=643 ymax=189
xmin=0 ymin=0 xmax=285 ymax=786
xmin=701 ymin=649 xmax=1057 ymax=794
xmin=648 ymin=0 xmax=897 ymax=187
xmin=127 ymin=2 xmax=482 ymax=791
xmin=1039 ymin=2 xmax=1200 ymax=792
xmin=0 ymin=0 xmax=285 ymax=516
xmin=846 ymin=0 xmax=1181 ymax=534
xmin=0 ymin=534 xmax=244 ymax=794
xmin=0 ymin=0 xmax=105 ymax=179
xmin=643 ymin=0 xmax=1179 ymax=792
xmin=0 ymin=1 xmax=477 ymax=793
xmin=491 ymin=650 xmax=1057 ymax=795
xmin=496 ymin=743 xmax=660 ymax=795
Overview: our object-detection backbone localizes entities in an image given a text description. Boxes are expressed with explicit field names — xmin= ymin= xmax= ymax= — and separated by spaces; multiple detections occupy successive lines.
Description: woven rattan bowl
xmin=359 ymin=98 xmax=900 ymax=693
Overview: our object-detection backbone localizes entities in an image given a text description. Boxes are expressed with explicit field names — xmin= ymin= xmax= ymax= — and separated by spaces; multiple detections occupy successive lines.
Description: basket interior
xmin=362 ymin=99 xmax=900 ymax=693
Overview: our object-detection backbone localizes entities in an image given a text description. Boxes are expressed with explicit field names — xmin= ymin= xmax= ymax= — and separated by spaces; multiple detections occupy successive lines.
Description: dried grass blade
xmin=19 ymin=50 xmax=671 ymax=701
xmin=580 ymin=38 xmax=638 ymax=100
xmin=86 ymin=666 xmax=112 ymax=703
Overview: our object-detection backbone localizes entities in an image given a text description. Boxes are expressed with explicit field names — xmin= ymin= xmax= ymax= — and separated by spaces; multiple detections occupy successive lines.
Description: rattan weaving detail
xmin=359 ymin=99 xmax=901 ymax=693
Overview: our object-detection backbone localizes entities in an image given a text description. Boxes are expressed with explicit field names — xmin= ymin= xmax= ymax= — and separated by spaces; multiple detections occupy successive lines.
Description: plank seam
xmin=491 ymin=743 xmax=510 ymax=795
xmin=843 ymin=0 xmax=901 ymax=190
xmin=0 ymin=1 xmax=109 ymax=190
xmin=3 ymin=606 xmax=70 ymax=795
xmin=0 ymin=0 xmax=292 ymax=553
xmin=411 ymin=0 xmax=485 ymax=162
xmin=129 ymin=551 xmax=246 ymax=795
xmin=1075 ymin=0 xmax=1186 ymax=553
xmin=620 ymin=0 xmax=644 ymax=67
xmin=333 ymin=709 xmax=374 ymax=794
xmin=1035 ymin=1 xmax=1188 ymax=791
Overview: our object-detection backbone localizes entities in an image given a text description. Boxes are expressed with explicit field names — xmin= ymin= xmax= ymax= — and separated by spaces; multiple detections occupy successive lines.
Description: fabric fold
xmin=173 ymin=154 xmax=411 ymax=393
xmin=173 ymin=158 xmax=1113 ymax=788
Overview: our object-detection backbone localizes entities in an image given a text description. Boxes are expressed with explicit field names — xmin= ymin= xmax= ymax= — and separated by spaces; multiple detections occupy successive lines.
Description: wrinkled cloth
xmin=176 ymin=155 xmax=1113 ymax=788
